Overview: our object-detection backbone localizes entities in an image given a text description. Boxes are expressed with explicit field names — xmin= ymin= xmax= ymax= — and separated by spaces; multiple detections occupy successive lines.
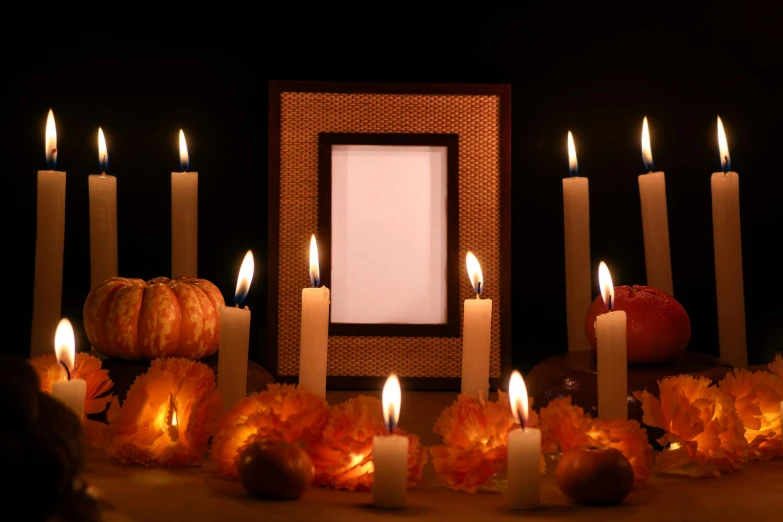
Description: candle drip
xmin=59 ymin=360 xmax=71 ymax=381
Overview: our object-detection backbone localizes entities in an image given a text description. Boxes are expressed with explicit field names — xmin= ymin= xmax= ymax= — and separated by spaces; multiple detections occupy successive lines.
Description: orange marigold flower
xmin=104 ymin=358 xmax=222 ymax=467
xmin=769 ymin=354 xmax=783 ymax=380
xmin=587 ymin=419 xmax=654 ymax=487
xmin=429 ymin=392 xmax=543 ymax=493
xmin=719 ymin=368 xmax=783 ymax=460
xmin=309 ymin=395 xmax=428 ymax=491
xmin=31 ymin=352 xmax=114 ymax=448
xmin=634 ymin=375 xmax=748 ymax=477
xmin=211 ymin=383 xmax=331 ymax=480
xmin=538 ymin=396 xmax=593 ymax=453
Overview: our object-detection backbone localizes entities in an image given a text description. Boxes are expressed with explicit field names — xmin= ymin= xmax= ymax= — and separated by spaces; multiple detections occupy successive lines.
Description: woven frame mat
xmin=278 ymin=91 xmax=501 ymax=378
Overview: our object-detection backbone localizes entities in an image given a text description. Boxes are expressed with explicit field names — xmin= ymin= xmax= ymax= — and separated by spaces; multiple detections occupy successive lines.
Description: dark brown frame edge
xmin=317 ymin=132 xmax=460 ymax=338
xmin=267 ymin=80 xmax=512 ymax=390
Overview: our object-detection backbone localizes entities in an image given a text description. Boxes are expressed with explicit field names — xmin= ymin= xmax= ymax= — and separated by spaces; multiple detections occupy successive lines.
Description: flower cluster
xmin=429 ymin=392 xmax=544 ymax=493
xmin=104 ymin=358 xmax=222 ymax=467
xmin=634 ymin=375 xmax=749 ymax=477
xmin=31 ymin=352 xmax=115 ymax=448
xmin=539 ymin=396 xmax=653 ymax=487
xmin=212 ymin=389 xmax=427 ymax=491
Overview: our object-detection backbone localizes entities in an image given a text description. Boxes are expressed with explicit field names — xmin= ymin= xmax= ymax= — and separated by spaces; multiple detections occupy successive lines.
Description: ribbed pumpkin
xmin=83 ymin=277 xmax=225 ymax=360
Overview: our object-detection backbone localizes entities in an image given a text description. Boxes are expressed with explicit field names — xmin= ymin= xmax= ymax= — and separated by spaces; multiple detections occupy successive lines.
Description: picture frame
xmin=267 ymin=80 xmax=511 ymax=390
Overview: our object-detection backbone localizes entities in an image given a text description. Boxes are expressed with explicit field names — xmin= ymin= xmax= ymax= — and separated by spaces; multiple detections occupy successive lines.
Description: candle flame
xmin=717 ymin=116 xmax=731 ymax=172
xmin=567 ymin=131 xmax=578 ymax=177
xmin=382 ymin=373 xmax=401 ymax=432
xmin=179 ymin=129 xmax=190 ymax=172
xmin=45 ymin=109 xmax=57 ymax=169
xmin=309 ymin=235 xmax=321 ymax=288
xmin=465 ymin=251 xmax=483 ymax=296
xmin=641 ymin=116 xmax=654 ymax=172
xmin=54 ymin=318 xmax=76 ymax=374
xmin=234 ymin=250 xmax=254 ymax=305
xmin=171 ymin=410 xmax=178 ymax=427
xmin=98 ymin=127 xmax=109 ymax=173
xmin=509 ymin=370 xmax=529 ymax=427
xmin=598 ymin=261 xmax=615 ymax=312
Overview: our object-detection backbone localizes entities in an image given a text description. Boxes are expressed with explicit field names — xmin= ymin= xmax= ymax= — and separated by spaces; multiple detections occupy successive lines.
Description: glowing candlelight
xmin=171 ymin=129 xmax=198 ymax=277
xmin=461 ymin=251 xmax=492 ymax=397
xmin=88 ymin=127 xmax=117 ymax=289
xmin=596 ymin=262 xmax=628 ymax=420
xmin=299 ymin=234 xmax=330 ymax=398
xmin=51 ymin=319 xmax=87 ymax=420
xmin=373 ymin=374 xmax=408 ymax=509
xmin=507 ymin=370 xmax=541 ymax=510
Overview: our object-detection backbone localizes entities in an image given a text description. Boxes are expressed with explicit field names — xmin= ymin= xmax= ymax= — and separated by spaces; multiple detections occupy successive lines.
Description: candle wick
xmin=60 ymin=360 xmax=71 ymax=381
xmin=607 ymin=294 xmax=613 ymax=312
xmin=476 ymin=281 xmax=482 ymax=296
xmin=517 ymin=411 xmax=526 ymax=430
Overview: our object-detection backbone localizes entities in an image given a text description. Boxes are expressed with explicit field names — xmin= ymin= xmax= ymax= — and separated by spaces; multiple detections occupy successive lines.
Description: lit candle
xmin=171 ymin=130 xmax=198 ymax=277
xmin=595 ymin=262 xmax=628 ymax=420
xmin=711 ymin=116 xmax=747 ymax=367
xmin=507 ymin=370 xmax=541 ymax=510
xmin=461 ymin=252 xmax=492 ymax=397
xmin=372 ymin=374 xmax=409 ymax=509
xmin=299 ymin=235 xmax=330 ymax=398
xmin=88 ymin=127 xmax=118 ymax=289
xmin=638 ymin=117 xmax=673 ymax=296
xmin=218 ymin=250 xmax=254 ymax=412
xmin=51 ymin=318 xmax=87 ymax=420
xmin=31 ymin=109 xmax=66 ymax=357
xmin=562 ymin=131 xmax=592 ymax=352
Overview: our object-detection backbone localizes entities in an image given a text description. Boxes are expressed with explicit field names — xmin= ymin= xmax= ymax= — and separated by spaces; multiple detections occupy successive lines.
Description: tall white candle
xmin=461 ymin=252 xmax=492 ymax=397
xmin=50 ymin=319 xmax=87 ymax=420
xmin=507 ymin=370 xmax=541 ymax=510
xmin=562 ymin=131 xmax=592 ymax=352
xmin=638 ymin=117 xmax=674 ymax=296
xmin=171 ymin=130 xmax=198 ymax=277
xmin=595 ymin=262 xmax=628 ymax=420
xmin=373 ymin=374 xmax=408 ymax=509
xmin=712 ymin=117 xmax=747 ymax=368
xmin=218 ymin=251 xmax=254 ymax=412
xmin=88 ymin=127 xmax=118 ymax=289
xmin=31 ymin=110 xmax=66 ymax=357
xmin=299 ymin=235 xmax=330 ymax=398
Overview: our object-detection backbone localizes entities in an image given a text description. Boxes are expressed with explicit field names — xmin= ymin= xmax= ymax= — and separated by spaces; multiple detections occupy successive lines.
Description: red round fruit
xmin=585 ymin=285 xmax=690 ymax=364
xmin=556 ymin=446 xmax=634 ymax=505
xmin=238 ymin=441 xmax=314 ymax=500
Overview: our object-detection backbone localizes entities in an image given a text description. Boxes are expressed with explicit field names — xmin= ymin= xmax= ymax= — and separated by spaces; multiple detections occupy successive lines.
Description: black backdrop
xmin=1 ymin=3 xmax=781 ymax=374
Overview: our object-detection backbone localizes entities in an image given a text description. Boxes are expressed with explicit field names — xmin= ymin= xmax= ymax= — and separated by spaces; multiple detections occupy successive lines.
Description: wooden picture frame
xmin=318 ymin=132 xmax=460 ymax=338
xmin=268 ymin=80 xmax=511 ymax=390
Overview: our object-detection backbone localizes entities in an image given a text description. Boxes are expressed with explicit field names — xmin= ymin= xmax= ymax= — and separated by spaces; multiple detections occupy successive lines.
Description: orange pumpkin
xmin=83 ymin=277 xmax=225 ymax=360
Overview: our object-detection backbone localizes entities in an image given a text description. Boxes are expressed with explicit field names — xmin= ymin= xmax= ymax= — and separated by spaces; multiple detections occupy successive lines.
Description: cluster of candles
xmin=563 ymin=116 xmax=747 ymax=368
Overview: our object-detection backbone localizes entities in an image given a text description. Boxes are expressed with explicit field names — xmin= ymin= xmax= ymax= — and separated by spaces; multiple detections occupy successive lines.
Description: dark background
xmin=1 ymin=3 xmax=781 ymax=375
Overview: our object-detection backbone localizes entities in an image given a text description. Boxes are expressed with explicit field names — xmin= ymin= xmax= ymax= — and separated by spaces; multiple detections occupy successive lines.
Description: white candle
xmin=373 ymin=374 xmax=408 ymax=509
xmin=595 ymin=262 xmax=628 ymax=420
xmin=562 ymin=131 xmax=592 ymax=352
xmin=461 ymin=252 xmax=492 ymax=397
xmin=712 ymin=116 xmax=747 ymax=368
xmin=299 ymin=235 xmax=330 ymax=398
xmin=31 ymin=109 xmax=66 ymax=357
xmin=171 ymin=130 xmax=198 ymax=278
xmin=88 ymin=127 xmax=118 ymax=289
xmin=507 ymin=370 xmax=541 ymax=510
xmin=638 ymin=117 xmax=674 ymax=296
xmin=218 ymin=251 xmax=254 ymax=412
xmin=50 ymin=319 xmax=87 ymax=420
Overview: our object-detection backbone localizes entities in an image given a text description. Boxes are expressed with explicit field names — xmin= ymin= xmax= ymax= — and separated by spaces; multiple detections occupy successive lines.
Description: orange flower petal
xmin=104 ymin=358 xmax=221 ymax=467
xmin=768 ymin=354 xmax=783 ymax=380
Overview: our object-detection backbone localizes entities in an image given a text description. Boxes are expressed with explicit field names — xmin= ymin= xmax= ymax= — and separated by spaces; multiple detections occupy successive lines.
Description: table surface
xmin=84 ymin=391 xmax=783 ymax=522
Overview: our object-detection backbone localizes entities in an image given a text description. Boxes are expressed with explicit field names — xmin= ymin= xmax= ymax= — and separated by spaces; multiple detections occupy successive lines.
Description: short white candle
xmin=31 ymin=110 xmax=66 ymax=357
xmin=88 ymin=128 xmax=118 ymax=289
xmin=638 ymin=117 xmax=673 ymax=296
xmin=171 ymin=130 xmax=198 ymax=278
xmin=50 ymin=319 xmax=87 ymax=420
xmin=372 ymin=374 xmax=408 ymax=509
xmin=461 ymin=252 xmax=492 ymax=397
xmin=507 ymin=370 xmax=541 ymax=510
xmin=299 ymin=235 xmax=330 ymax=398
xmin=218 ymin=251 xmax=254 ymax=412
xmin=595 ymin=262 xmax=628 ymax=420
xmin=562 ymin=131 xmax=592 ymax=352
xmin=711 ymin=116 xmax=747 ymax=368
